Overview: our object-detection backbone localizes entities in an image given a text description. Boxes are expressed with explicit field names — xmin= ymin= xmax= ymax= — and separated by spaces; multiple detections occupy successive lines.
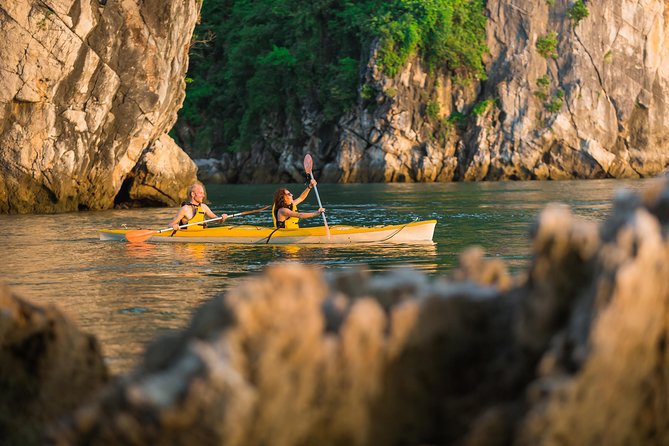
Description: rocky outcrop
xmin=0 ymin=0 xmax=200 ymax=213
xmin=0 ymin=176 xmax=663 ymax=444
xmin=338 ymin=0 xmax=669 ymax=181
xmin=0 ymin=286 xmax=108 ymax=446
xmin=461 ymin=0 xmax=669 ymax=181
xmin=199 ymin=0 xmax=669 ymax=183
xmin=116 ymin=134 xmax=198 ymax=207
xmin=36 ymin=261 xmax=517 ymax=446
xmin=516 ymin=182 xmax=669 ymax=445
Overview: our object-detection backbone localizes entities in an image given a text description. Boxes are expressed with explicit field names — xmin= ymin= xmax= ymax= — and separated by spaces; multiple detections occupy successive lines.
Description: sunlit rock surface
xmin=0 ymin=0 xmax=199 ymax=213
xmin=117 ymin=134 xmax=198 ymax=207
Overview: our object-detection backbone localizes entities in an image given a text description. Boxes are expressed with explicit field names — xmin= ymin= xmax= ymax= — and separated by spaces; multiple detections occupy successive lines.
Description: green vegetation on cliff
xmin=176 ymin=0 xmax=488 ymax=156
xmin=568 ymin=0 xmax=589 ymax=25
xmin=536 ymin=32 xmax=558 ymax=59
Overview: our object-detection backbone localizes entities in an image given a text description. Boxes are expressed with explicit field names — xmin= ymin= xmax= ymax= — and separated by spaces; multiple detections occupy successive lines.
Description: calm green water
xmin=0 ymin=179 xmax=653 ymax=373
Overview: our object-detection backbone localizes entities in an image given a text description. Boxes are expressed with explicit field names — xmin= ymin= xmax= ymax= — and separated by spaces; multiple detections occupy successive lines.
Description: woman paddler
xmin=272 ymin=179 xmax=325 ymax=228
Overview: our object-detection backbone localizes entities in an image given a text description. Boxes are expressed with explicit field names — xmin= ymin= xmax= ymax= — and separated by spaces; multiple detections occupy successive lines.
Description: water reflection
xmin=264 ymin=242 xmax=440 ymax=272
xmin=177 ymin=241 xmax=441 ymax=278
xmin=125 ymin=242 xmax=161 ymax=259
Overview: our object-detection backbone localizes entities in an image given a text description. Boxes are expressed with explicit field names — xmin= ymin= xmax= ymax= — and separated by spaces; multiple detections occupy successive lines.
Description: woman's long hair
xmin=273 ymin=188 xmax=290 ymax=211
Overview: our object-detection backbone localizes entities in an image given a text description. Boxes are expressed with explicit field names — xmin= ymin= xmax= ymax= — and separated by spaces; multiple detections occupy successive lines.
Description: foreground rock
xmin=3 ymin=177 xmax=669 ymax=444
xmin=517 ymin=180 xmax=669 ymax=445
xmin=0 ymin=0 xmax=199 ymax=213
xmin=0 ymin=287 xmax=108 ymax=445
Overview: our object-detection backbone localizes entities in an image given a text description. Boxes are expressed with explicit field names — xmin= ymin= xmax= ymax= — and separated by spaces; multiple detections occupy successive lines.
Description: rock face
xmin=324 ymin=44 xmax=470 ymax=183
xmin=116 ymin=134 xmax=198 ymax=207
xmin=0 ymin=0 xmax=200 ymax=213
xmin=338 ymin=0 xmax=669 ymax=182
xmin=201 ymin=0 xmax=669 ymax=183
xmin=4 ymin=1 xmax=665 ymax=209
xmin=0 ymin=176 xmax=659 ymax=444
xmin=461 ymin=0 xmax=669 ymax=181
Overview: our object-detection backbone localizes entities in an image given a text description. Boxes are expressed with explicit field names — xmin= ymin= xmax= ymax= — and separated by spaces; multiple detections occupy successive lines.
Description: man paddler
xmin=169 ymin=183 xmax=228 ymax=231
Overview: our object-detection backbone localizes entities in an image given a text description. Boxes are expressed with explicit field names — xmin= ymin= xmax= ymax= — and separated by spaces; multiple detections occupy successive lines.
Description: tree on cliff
xmin=174 ymin=0 xmax=488 ymax=156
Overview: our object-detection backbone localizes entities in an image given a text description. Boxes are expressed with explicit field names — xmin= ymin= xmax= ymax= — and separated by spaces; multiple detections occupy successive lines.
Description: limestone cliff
xmin=0 ymin=0 xmax=199 ymax=213
xmin=4 ymin=0 xmax=668 ymax=211
xmin=199 ymin=0 xmax=669 ymax=183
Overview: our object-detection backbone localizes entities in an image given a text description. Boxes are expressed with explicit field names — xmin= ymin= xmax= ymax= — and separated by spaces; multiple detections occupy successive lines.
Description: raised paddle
xmin=303 ymin=153 xmax=330 ymax=239
xmin=125 ymin=205 xmax=270 ymax=243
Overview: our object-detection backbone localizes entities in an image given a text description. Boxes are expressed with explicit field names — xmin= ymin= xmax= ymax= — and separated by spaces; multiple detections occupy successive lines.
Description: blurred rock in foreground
xmin=0 ymin=287 xmax=108 ymax=445
xmin=4 ymin=177 xmax=669 ymax=445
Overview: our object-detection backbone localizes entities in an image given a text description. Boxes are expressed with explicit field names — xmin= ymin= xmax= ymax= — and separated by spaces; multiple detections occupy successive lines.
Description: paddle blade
xmin=125 ymin=229 xmax=157 ymax=243
xmin=303 ymin=153 xmax=313 ymax=174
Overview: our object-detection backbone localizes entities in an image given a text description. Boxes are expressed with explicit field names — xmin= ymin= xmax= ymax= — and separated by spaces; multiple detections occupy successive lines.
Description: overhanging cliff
xmin=0 ymin=0 xmax=200 ymax=213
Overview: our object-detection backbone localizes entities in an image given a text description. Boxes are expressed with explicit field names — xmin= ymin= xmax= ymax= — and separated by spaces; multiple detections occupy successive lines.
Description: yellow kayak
xmin=98 ymin=220 xmax=436 ymax=244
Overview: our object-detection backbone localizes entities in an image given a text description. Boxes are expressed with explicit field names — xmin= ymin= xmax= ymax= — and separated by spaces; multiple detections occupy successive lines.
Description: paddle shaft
xmin=125 ymin=205 xmax=270 ymax=243
xmin=307 ymin=171 xmax=330 ymax=238
xmin=162 ymin=205 xmax=271 ymax=233
xmin=158 ymin=216 xmax=223 ymax=234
